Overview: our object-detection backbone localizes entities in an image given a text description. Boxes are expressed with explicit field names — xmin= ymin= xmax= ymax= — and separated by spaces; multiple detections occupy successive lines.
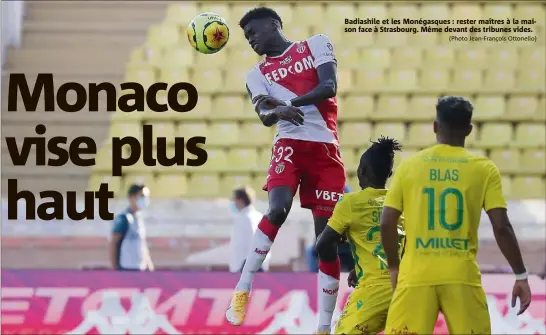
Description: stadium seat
xmin=452 ymin=69 xmax=483 ymax=91
xmin=178 ymin=122 xmax=209 ymax=139
xmin=340 ymin=122 xmax=372 ymax=146
xmin=484 ymin=70 xmax=515 ymax=91
xmin=376 ymin=31 xmax=408 ymax=47
xmin=357 ymin=3 xmax=388 ymax=20
xmin=240 ymin=122 xmax=275 ymax=146
xmin=88 ymin=174 xmax=123 ymax=197
xmin=339 ymin=95 xmax=374 ymax=120
xmin=477 ymin=123 xmax=513 ymax=148
xmin=325 ymin=4 xmax=355 ymax=26
xmin=456 ymin=49 xmax=487 ymax=69
xmin=266 ymin=3 xmax=293 ymax=25
xmin=391 ymin=47 xmax=422 ymax=69
xmin=154 ymin=174 xmax=188 ymax=198
xmin=467 ymin=148 xmax=486 ymax=157
xmin=394 ymin=149 xmax=417 ymax=169
xmin=107 ymin=121 xmax=142 ymax=142
xmin=408 ymin=31 xmax=438 ymax=47
xmin=125 ymin=65 xmax=157 ymax=89
xmin=514 ymin=4 xmax=545 ymax=26
xmin=312 ymin=26 xmax=343 ymax=46
xmin=224 ymin=69 xmax=247 ymax=94
xmin=164 ymin=2 xmax=200 ymax=25
xmin=512 ymin=177 xmax=546 ymax=199
xmin=355 ymin=70 xmax=385 ymax=91
xmin=293 ymin=4 xmax=324 ymax=27
xmin=466 ymin=127 xmax=478 ymax=147
xmin=420 ymin=69 xmax=450 ymax=91
xmin=516 ymin=70 xmax=545 ymax=91
xmin=208 ymin=122 xmax=240 ymax=146
xmin=520 ymin=149 xmax=546 ymax=174
xmin=93 ymin=146 xmax=118 ymax=172
xmin=505 ymin=95 xmax=539 ymax=121
xmin=227 ymin=48 xmax=259 ymax=70
xmin=257 ymin=148 xmax=272 ymax=169
xmin=146 ymin=24 xmax=181 ymax=49
xmin=489 ymin=149 xmax=520 ymax=174
xmin=162 ymin=47 xmax=194 ymax=69
xmin=337 ymin=47 xmax=360 ymax=69
xmin=373 ymin=95 xmax=408 ymax=120
xmin=360 ymin=48 xmax=391 ymax=69
xmin=227 ymin=148 xmax=259 ymax=171
xmin=194 ymin=52 xmax=227 ymax=70
xmin=388 ymin=70 xmax=418 ymax=90
xmin=283 ymin=24 xmax=312 ymax=42
xmin=220 ymin=175 xmax=253 ymax=197
xmin=210 ymin=95 xmax=245 ymax=120
xmin=473 ymin=96 xmax=506 ymax=121
xmin=201 ymin=3 xmax=231 ymax=22
xmin=341 ymin=148 xmax=358 ymax=171
xmin=337 ymin=69 xmax=355 ymax=93
xmin=250 ymin=174 xmax=268 ymax=199
xmin=513 ymin=123 xmax=546 ymax=148
xmin=124 ymin=173 xmax=154 ymax=187
xmin=145 ymin=49 xmax=165 ymax=67
xmin=483 ymin=4 xmax=512 ymax=19
xmin=451 ymin=4 xmax=482 ymax=20
xmin=519 ymin=47 xmax=545 ymax=71
xmin=201 ymin=148 xmax=228 ymax=172
xmin=537 ymin=97 xmax=546 ymax=121
xmin=191 ymin=70 xmax=224 ymax=93
xmin=420 ymin=4 xmax=449 ymax=20
xmin=128 ymin=47 xmax=147 ymax=66
xmin=373 ymin=123 xmax=406 ymax=143
xmin=423 ymin=47 xmax=454 ymax=68
xmin=187 ymin=173 xmax=221 ymax=197
xmin=159 ymin=68 xmax=191 ymax=86
xmin=407 ymin=95 xmax=437 ymax=120
xmin=501 ymin=176 xmax=512 ymax=199
xmin=390 ymin=4 xmax=419 ymax=19
xmin=407 ymin=123 xmax=436 ymax=148
xmin=230 ymin=4 xmax=255 ymax=24
xmin=488 ymin=48 xmax=518 ymax=70
xmin=146 ymin=122 xmax=176 ymax=144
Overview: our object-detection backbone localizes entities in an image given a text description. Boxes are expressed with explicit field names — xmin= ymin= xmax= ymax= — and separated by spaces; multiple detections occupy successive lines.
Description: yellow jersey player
xmin=380 ymin=96 xmax=532 ymax=334
xmin=316 ymin=136 xmax=405 ymax=334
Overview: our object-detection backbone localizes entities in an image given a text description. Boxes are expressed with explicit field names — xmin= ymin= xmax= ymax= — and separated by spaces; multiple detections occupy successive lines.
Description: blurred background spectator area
xmin=1 ymin=1 xmax=544 ymax=272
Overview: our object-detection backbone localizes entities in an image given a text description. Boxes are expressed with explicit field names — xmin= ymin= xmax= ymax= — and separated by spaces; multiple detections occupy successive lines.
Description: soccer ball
xmin=186 ymin=12 xmax=229 ymax=54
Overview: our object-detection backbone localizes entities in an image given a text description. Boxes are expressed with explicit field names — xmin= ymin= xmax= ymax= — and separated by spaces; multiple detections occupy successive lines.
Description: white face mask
xmin=136 ymin=196 xmax=150 ymax=210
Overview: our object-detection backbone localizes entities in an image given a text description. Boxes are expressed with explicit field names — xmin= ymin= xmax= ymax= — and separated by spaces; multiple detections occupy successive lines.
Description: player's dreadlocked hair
xmin=360 ymin=136 xmax=402 ymax=185
xmin=239 ymin=7 xmax=283 ymax=29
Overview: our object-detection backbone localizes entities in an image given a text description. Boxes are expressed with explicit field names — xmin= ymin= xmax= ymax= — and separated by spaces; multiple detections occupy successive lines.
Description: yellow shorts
xmin=335 ymin=284 xmax=392 ymax=334
xmin=385 ymin=284 xmax=491 ymax=334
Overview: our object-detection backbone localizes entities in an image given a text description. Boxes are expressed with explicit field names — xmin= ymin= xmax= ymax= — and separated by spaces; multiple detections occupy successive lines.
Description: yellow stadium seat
xmin=179 ymin=122 xmax=209 ymax=139
xmin=339 ymin=95 xmax=374 ymax=120
xmin=143 ymin=45 xmax=164 ymax=66
xmin=194 ymin=52 xmax=227 ymax=70
xmin=490 ymin=149 xmax=520 ymax=174
xmin=107 ymin=121 xmax=142 ymax=141
xmin=483 ymin=4 xmax=512 ymax=19
xmin=517 ymin=70 xmax=545 ymax=91
xmin=388 ymin=70 xmax=418 ymax=90
xmin=337 ymin=48 xmax=360 ymax=69
xmin=161 ymin=47 xmax=194 ymax=69
xmin=125 ymin=65 xmax=157 ymax=88
xmin=124 ymin=173 xmax=154 ymax=187
xmin=484 ymin=70 xmax=515 ymax=91
xmin=340 ymin=122 xmax=372 ymax=146
xmin=228 ymin=28 xmax=248 ymax=48
xmin=420 ymin=69 xmax=450 ymax=91
xmin=210 ymin=95 xmax=246 ymax=120
xmin=514 ymin=4 xmax=545 ymax=26
xmin=325 ymin=4 xmax=356 ymax=26
xmin=224 ymin=69 xmax=247 ymax=94
xmin=240 ymin=122 xmax=274 ymax=147
xmin=520 ymin=149 xmax=546 ymax=174
xmin=373 ymin=123 xmax=406 ymax=143
xmin=345 ymin=29 xmax=374 ymax=48
xmin=456 ymin=49 xmax=487 ymax=69
xmin=164 ymin=2 xmax=199 ymax=24
xmin=407 ymin=123 xmax=436 ymax=148
xmin=200 ymin=3 xmax=231 ymax=22
xmin=93 ymin=146 xmax=115 ymax=172
xmin=266 ymin=3 xmax=293 ymax=25
xmin=477 ymin=123 xmax=513 ymax=148
xmin=390 ymin=4 xmax=419 ymax=19
xmin=357 ymin=4 xmax=388 ymax=20
xmin=208 ymin=122 xmax=239 ymax=146
xmin=154 ymin=174 xmax=188 ymax=198
xmin=408 ymin=95 xmax=437 ymax=121
xmin=341 ymin=149 xmax=358 ymax=171
xmin=374 ymin=95 xmax=408 ymax=121
xmin=512 ymin=177 xmax=546 ymax=199
xmin=537 ymin=97 xmax=546 ymax=121
xmin=501 ymin=176 xmax=512 ymax=199
xmin=467 ymin=148 xmax=486 ymax=157
xmin=452 ymin=69 xmax=483 ymax=91
xmin=506 ymin=95 xmax=539 ymax=121
xmin=473 ymin=96 xmax=506 ymax=121
xmin=348 ymin=175 xmax=359 ymax=191
xmin=181 ymin=94 xmax=211 ymax=119
xmin=391 ymin=47 xmax=422 ymax=69
xmin=191 ymin=70 xmax=223 ymax=93
xmin=355 ymin=70 xmax=385 ymax=91
xmin=360 ymin=48 xmax=391 ymax=69
xmin=312 ymin=26 xmax=343 ymax=46
xmin=251 ymin=174 xmax=268 ymax=199
xmin=227 ymin=48 xmax=259 ymax=70
xmin=488 ymin=48 xmax=518 ymax=70
xmin=220 ymin=175 xmax=253 ymax=197
xmin=408 ymin=31 xmax=438 ymax=47
xmin=394 ymin=149 xmax=417 ymax=170
xmin=257 ymin=148 xmax=272 ymax=169
xmin=231 ymin=4 xmax=255 ymax=24
xmin=146 ymin=24 xmax=181 ymax=49
xmin=128 ymin=47 xmax=147 ymax=66
xmin=466 ymin=127 xmax=478 ymax=147
xmin=145 ymin=122 xmax=176 ymax=144
xmin=201 ymin=148 xmax=228 ymax=172
xmin=420 ymin=4 xmax=449 ymax=20
xmin=283 ymin=24 xmax=311 ymax=42
xmin=376 ymin=32 xmax=407 ymax=47
xmin=187 ymin=173 xmax=220 ymax=197
xmin=88 ymin=174 xmax=123 ymax=197
xmin=519 ymin=47 xmax=545 ymax=72
xmin=513 ymin=123 xmax=546 ymax=148
xmin=159 ymin=68 xmax=191 ymax=86
xmin=451 ymin=4 xmax=482 ymax=20
xmin=423 ymin=47 xmax=454 ymax=68
xmin=293 ymin=4 xmax=324 ymax=27
xmin=228 ymin=148 xmax=259 ymax=171
xmin=337 ymin=69 xmax=355 ymax=93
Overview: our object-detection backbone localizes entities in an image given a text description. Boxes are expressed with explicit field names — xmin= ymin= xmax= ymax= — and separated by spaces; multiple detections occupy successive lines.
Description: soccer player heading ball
xmin=225 ymin=7 xmax=346 ymax=334
xmin=380 ymin=96 xmax=532 ymax=334
xmin=317 ymin=136 xmax=405 ymax=334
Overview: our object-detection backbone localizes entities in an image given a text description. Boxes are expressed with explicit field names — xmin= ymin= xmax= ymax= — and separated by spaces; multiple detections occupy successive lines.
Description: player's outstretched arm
xmin=380 ymin=206 xmax=402 ymax=270
xmin=290 ymin=62 xmax=337 ymax=108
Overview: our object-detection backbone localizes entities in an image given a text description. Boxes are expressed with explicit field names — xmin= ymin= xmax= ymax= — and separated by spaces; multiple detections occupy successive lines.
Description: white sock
xmin=235 ymin=229 xmax=273 ymax=292
xmin=317 ymin=270 xmax=340 ymax=332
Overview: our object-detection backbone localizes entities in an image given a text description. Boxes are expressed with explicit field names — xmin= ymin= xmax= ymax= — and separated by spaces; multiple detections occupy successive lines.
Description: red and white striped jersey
xmin=245 ymin=34 xmax=339 ymax=145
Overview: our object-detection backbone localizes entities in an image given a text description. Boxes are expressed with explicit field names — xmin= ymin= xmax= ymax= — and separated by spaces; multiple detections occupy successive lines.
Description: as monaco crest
xmin=275 ymin=162 xmax=285 ymax=174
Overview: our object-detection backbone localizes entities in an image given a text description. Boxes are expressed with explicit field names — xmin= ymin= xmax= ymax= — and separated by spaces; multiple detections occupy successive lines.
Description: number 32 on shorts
xmin=272 ymin=146 xmax=294 ymax=164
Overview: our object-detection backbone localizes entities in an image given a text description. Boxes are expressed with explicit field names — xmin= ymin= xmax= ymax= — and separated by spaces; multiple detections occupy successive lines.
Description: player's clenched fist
xmin=512 ymin=279 xmax=532 ymax=315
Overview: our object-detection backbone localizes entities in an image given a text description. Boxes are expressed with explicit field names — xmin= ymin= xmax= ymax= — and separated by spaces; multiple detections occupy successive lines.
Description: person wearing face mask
xmin=110 ymin=184 xmax=154 ymax=271
xmin=229 ymin=186 xmax=270 ymax=273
